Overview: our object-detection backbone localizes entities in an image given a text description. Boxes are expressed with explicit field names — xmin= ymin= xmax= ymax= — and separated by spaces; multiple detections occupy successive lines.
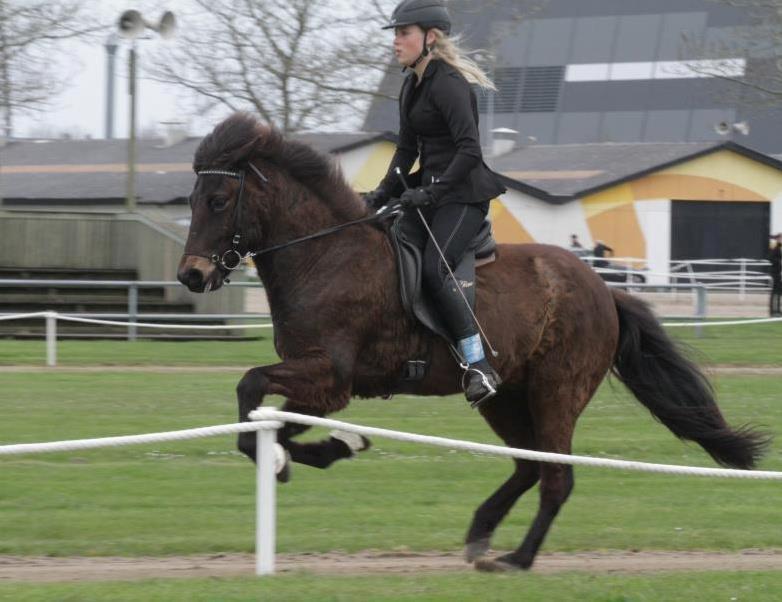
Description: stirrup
xmin=461 ymin=367 xmax=497 ymax=409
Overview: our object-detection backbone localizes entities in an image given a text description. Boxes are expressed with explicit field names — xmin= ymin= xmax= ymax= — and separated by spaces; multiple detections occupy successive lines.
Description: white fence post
xmin=739 ymin=259 xmax=747 ymax=301
xmin=45 ymin=312 xmax=57 ymax=367
xmin=251 ymin=408 xmax=283 ymax=576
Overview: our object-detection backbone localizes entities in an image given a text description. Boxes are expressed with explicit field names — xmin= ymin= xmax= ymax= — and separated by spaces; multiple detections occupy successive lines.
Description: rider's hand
xmin=399 ymin=187 xmax=434 ymax=209
xmin=363 ymin=188 xmax=390 ymax=209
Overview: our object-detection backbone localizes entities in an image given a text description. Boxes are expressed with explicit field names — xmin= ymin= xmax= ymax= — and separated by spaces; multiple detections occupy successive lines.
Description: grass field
xmin=2 ymin=570 xmax=782 ymax=602
xmin=0 ymin=371 xmax=779 ymax=556
xmin=0 ymin=327 xmax=779 ymax=600
xmin=0 ymin=319 xmax=780 ymax=366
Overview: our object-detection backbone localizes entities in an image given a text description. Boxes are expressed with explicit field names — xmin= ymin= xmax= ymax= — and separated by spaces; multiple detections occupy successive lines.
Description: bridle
xmin=192 ymin=163 xmax=396 ymax=276
xmin=193 ymin=163 xmax=268 ymax=272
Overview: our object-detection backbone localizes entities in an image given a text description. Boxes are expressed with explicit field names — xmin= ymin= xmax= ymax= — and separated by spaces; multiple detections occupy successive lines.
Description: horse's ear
xmin=228 ymin=135 xmax=264 ymax=167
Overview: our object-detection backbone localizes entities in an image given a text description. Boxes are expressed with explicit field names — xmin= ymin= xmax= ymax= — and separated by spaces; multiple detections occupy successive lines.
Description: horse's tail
xmin=610 ymin=290 xmax=769 ymax=469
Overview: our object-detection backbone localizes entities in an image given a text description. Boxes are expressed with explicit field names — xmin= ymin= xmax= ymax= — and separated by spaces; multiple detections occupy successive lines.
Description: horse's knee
xmin=237 ymin=432 xmax=257 ymax=463
xmin=237 ymin=368 xmax=268 ymax=418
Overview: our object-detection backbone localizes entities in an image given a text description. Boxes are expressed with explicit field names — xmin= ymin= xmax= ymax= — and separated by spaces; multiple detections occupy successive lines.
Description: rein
xmin=194 ymin=164 xmax=396 ymax=274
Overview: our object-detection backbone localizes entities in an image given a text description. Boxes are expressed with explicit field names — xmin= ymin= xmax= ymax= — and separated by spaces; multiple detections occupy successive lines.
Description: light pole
xmin=117 ymin=10 xmax=176 ymax=213
xmin=105 ymin=34 xmax=119 ymax=139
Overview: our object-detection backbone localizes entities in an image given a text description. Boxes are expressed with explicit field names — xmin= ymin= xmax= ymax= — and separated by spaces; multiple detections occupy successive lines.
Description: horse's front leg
xmin=275 ymin=400 xmax=370 ymax=472
xmin=235 ymin=356 xmax=367 ymax=470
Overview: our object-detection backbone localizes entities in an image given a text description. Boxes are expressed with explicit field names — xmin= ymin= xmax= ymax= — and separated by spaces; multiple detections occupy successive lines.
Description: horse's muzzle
xmin=177 ymin=255 xmax=224 ymax=293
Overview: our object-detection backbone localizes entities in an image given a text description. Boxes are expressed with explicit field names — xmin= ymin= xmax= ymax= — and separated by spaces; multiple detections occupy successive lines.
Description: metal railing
xmin=0 ymin=278 xmax=266 ymax=340
xmin=669 ymin=258 xmax=773 ymax=300
xmin=573 ymin=254 xmax=773 ymax=298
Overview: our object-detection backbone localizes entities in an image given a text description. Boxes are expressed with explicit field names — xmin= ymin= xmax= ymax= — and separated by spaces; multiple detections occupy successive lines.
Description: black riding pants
xmin=771 ymin=275 xmax=782 ymax=315
xmin=400 ymin=201 xmax=489 ymax=340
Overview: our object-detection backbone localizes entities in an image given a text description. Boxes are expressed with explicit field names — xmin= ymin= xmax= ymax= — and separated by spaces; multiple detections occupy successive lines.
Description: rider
xmin=364 ymin=0 xmax=507 ymax=406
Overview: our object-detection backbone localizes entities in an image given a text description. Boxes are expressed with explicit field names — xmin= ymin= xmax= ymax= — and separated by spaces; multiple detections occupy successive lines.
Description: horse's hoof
xmin=274 ymin=444 xmax=291 ymax=483
xmin=464 ymin=537 xmax=491 ymax=563
xmin=330 ymin=430 xmax=371 ymax=457
xmin=474 ymin=554 xmax=524 ymax=573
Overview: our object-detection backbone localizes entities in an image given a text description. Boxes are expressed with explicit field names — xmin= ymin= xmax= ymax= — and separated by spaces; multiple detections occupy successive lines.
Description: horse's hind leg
xmin=476 ymin=374 xmax=591 ymax=572
xmin=465 ymin=391 xmax=540 ymax=562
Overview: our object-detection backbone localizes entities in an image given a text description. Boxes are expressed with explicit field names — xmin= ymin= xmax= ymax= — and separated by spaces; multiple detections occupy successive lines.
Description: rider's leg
xmin=421 ymin=202 xmax=500 ymax=406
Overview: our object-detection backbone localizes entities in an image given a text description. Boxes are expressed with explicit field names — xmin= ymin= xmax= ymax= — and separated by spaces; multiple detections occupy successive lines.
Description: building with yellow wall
xmin=348 ymin=138 xmax=782 ymax=283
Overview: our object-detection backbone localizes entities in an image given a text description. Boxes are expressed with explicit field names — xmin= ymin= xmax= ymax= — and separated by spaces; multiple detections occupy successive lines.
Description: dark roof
xmin=0 ymin=132 xmax=387 ymax=204
xmin=486 ymin=140 xmax=782 ymax=202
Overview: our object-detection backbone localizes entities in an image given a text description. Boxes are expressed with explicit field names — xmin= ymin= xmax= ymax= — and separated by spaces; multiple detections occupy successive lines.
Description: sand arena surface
xmin=2 ymin=550 xmax=782 ymax=582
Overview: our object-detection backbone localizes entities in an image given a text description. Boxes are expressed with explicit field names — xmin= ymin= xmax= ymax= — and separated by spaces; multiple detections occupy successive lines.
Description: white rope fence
xmin=0 ymin=311 xmax=274 ymax=367
xmin=663 ymin=316 xmax=782 ymax=327
xmin=1 ymin=310 xmax=780 ymax=367
xmin=0 ymin=421 xmax=270 ymax=456
xmin=249 ymin=409 xmax=782 ymax=481
xmin=1 ymin=407 xmax=781 ymax=575
xmin=0 ymin=310 xmax=274 ymax=330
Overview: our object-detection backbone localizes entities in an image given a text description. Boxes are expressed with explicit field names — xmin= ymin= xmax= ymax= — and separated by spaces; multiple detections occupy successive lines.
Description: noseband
xmin=192 ymin=162 xmax=398 ymax=277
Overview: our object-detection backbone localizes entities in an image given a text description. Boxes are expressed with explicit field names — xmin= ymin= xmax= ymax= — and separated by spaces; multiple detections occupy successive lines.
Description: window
xmin=521 ymin=66 xmax=565 ymax=112
xmin=480 ymin=66 xmax=564 ymax=114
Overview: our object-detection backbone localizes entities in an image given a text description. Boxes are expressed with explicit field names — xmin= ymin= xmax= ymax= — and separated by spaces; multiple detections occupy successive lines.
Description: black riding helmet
xmin=382 ymin=0 xmax=452 ymax=35
xmin=382 ymin=0 xmax=452 ymax=69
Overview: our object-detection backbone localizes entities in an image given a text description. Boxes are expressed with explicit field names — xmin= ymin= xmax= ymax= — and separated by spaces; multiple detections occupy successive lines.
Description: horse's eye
xmin=209 ymin=197 xmax=229 ymax=212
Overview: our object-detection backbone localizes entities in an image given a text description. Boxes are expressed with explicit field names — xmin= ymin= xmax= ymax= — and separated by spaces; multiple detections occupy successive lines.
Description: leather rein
xmin=193 ymin=164 xmax=396 ymax=275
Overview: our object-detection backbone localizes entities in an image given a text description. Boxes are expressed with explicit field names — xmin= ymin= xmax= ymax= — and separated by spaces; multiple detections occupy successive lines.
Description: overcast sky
xmin=15 ymin=1 xmax=208 ymax=139
xmin=14 ymin=0 xmax=388 ymax=140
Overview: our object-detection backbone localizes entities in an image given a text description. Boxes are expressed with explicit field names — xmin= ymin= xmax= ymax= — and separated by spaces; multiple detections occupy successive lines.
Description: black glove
xmin=363 ymin=188 xmax=390 ymax=209
xmin=399 ymin=187 xmax=434 ymax=209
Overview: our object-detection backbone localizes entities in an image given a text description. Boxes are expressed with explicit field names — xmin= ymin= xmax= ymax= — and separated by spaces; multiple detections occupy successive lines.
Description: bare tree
xmin=681 ymin=0 xmax=782 ymax=106
xmin=0 ymin=0 xmax=102 ymax=138
xmin=146 ymin=0 xmax=398 ymax=133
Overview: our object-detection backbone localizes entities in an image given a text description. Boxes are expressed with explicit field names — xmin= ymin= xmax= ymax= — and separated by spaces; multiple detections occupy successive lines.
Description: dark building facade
xmin=365 ymin=0 xmax=781 ymax=153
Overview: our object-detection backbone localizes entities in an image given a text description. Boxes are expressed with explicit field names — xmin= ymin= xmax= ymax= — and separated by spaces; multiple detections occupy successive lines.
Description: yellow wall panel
xmin=490 ymin=201 xmax=535 ymax=243
xmin=582 ymin=185 xmax=645 ymax=258
xmin=581 ymin=183 xmax=634 ymax=219
xmin=631 ymin=174 xmax=767 ymax=202
xmin=349 ymin=142 xmax=398 ymax=192
xmin=659 ymin=149 xmax=782 ymax=199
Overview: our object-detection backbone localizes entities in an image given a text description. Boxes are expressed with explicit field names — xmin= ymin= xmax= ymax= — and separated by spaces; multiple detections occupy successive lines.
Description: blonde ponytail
xmin=429 ymin=29 xmax=496 ymax=91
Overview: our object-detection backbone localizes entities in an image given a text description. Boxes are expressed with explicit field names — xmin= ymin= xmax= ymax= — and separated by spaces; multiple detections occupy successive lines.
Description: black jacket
xmin=770 ymin=244 xmax=782 ymax=279
xmin=377 ymin=59 xmax=506 ymax=206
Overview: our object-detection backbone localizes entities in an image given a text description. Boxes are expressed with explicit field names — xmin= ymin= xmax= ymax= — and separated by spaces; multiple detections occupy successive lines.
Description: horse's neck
xmin=255 ymin=221 xmax=395 ymax=320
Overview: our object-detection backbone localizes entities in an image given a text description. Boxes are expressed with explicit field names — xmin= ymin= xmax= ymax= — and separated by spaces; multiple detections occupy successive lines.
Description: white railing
xmin=572 ymin=255 xmax=773 ymax=295
xmin=669 ymin=258 xmax=773 ymax=300
xmin=1 ymin=309 xmax=781 ymax=367
xmin=0 ymin=278 xmax=267 ymax=341
xmin=1 ymin=408 xmax=781 ymax=576
xmin=0 ymin=311 xmax=273 ymax=367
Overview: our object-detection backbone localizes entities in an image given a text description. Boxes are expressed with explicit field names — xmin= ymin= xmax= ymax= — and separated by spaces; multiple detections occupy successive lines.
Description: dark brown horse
xmin=177 ymin=113 xmax=768 ymax=572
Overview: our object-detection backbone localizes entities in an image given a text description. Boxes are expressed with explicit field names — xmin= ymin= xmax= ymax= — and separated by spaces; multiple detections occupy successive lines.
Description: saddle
xmin=389 ymin=212 xmax=497 ymax=351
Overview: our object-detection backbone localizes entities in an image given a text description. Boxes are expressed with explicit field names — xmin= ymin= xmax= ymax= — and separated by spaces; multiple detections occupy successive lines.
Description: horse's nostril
xmin=185 ymin=268 xmax=204 ymax=291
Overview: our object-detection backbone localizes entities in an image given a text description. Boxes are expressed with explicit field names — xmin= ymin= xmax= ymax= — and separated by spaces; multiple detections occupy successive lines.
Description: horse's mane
xmin=193 ymin=112 xmax=366 ymax=219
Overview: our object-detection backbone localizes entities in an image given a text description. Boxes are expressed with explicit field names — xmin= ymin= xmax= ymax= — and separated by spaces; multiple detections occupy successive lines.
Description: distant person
xmin=592 ymin=240 xmax=614 ymax=269
xmin=769 ymin=233 xmax=782 ymax=316
xmin=569 ymin=234 xmax=583 ymax=249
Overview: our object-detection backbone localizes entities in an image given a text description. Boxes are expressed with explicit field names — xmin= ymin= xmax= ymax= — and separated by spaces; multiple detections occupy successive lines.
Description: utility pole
xmin=105 ymin=34 xmax=118 ymax=139
xmin=117 ymin=10 xmax=176 ymax=213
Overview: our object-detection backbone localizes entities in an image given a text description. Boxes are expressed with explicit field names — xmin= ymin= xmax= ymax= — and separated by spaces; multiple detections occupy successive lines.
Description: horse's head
xmin=177 ymin=165 xmax=268 ymax=293
xmin=177 ymin=114 xmax=271 ymax=293
xmin=177 ymin=112 xmax=368 ymax=293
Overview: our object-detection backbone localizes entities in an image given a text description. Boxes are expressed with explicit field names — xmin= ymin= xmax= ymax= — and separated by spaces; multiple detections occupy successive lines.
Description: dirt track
xmin=2 ymin=550 xmax=782 ymax=582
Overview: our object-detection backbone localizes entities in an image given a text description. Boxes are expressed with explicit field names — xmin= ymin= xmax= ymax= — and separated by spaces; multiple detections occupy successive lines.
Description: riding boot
xmin=431 ymin=283 xmax=502 ymax=407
